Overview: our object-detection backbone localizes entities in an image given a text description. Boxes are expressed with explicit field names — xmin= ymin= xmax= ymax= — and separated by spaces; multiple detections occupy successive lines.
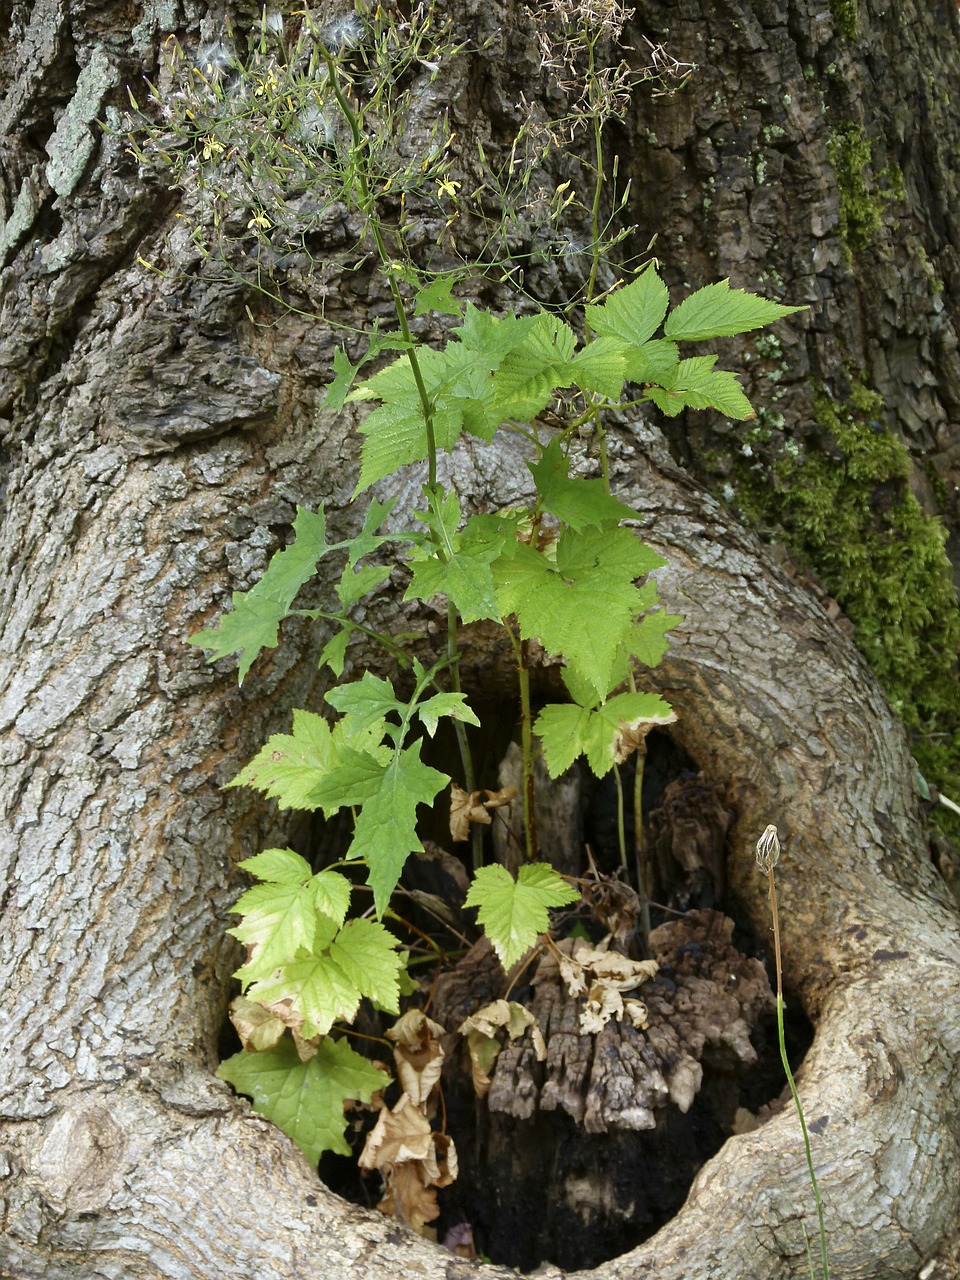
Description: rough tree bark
xmin=1 ymin=2 xmax=959 ymax=1278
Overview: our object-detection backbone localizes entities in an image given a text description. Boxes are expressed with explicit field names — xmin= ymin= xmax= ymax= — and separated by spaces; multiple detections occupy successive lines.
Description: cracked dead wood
xmin=1 ymin=1 xmax=960 ymax=1277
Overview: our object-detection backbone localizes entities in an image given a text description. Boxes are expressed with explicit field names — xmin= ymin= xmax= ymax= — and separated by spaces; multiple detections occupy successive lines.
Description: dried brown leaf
xmin=359 ymin=1092 xmax=434 ymax=1170
xmin=449 ymin=784 xmax=493 ymax=842
xmin=378 ymin=1160 xmax=441 ymax=1233
xmin=386 ymin=1009 xmax=446 ymax=1108
xmin=228 ymin=995 xmax=286 ymax=1053
xmin=458 ymin=999 xmax=542 ymax=1098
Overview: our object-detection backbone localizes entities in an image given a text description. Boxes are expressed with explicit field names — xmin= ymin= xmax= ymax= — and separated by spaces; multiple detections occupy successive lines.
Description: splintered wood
xmin=433 ymin=910 xmax=774 ymax=1133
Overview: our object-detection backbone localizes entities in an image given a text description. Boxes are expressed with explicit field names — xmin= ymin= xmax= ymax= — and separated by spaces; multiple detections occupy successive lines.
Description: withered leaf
xmin=449 ymin=783 xmax=519 ymax=842
xmin=458 ymin=999 xmax=544 ymax=1097
xmin=386 ymin=1009 xmax=446 ymax=1108
xmin=228 ymin=995 xmax=287 ymax=1053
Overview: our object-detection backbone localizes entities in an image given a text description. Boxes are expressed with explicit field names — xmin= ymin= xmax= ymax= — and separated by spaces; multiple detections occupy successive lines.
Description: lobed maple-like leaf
xmin=493 ymin=525 xmax=664 ymax=697
xmin=465 ymin=864 xmax=580 ymax=969
xmin=230 ymin=849 xmax=338 ymax=985
xmin=344 ymin=744 xmax=449 ymax=915
xmin=536 ymin=691 xmax=676 ymax=779
xmin=218 ymin=1036 xmax=389 ymax=1161
xmin=528 ymin=438 xmax=639 ymax=531
xmin=227 ymin=709 xmax=337 ymax=810
xmin=404 ymin=495 xmax=508 ymax=624
xmin=189 ymin=507 xmax=334 ymax=683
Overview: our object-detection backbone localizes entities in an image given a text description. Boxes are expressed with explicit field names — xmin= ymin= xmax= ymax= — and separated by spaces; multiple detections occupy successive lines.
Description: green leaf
xmin=227 ymin=709 xmax=336 ymax=810
xmin=325 ymin=673 xmax=404 ymax=736
xmin=536 ymin=691 xmax=676 ymax=778
xmin=246 ymin=947 xmax=363 ymax=1038
xmin=493 ymin=525 xmax=665 ymax=696
xmin=404 ymin=497 xmax=507 ymax=623
xmin=345 ymin=743 xmax=449 ymax=915
xmin=569 ymin=336 xmax=627 ymax=400
xmin=412 ymin=272 xmax=464 ymax=317
xmin=189 ymin=507 xmax=333 ymax=683
xmin=465 ymin=864 xmax=580 ymax=969
xmin=664 ymin=279 xmax=804 ymax=342
xmin=346 ymin=498 xmax=397 ymax=567
xmin=312 ymin=870 xmax=352 ymax=928
xmin=318 ymin=626 xmax=352 ymax=677
xmin=230 ymin=854 xmax=338 ymax=985
xmin=323 ymin=347 xmax=363 ymax=412
xmin=217 ymin=1036 xmax=389 ymax=1162
xmin=585 ymin=268 xmax=670 ymax=347
xmin=327 ymin=917 xmax=403 ymax=1015
xmin=621 ymin=339 xmax=679 ymax=385
xmin=238 ymin=847 xmax=313 ymax=884
xmin=415 ymin=691 xmax=480 ymax=737
xmin=630 ymin=608 xmax=683 ymax=667
xmin=336 ymin=563 xmax=393 ymax=607
xmin=648 ymin=355 xmax=755 ymax=419
xmin=491 ymin=312 xmax=577 ymax=420
xmin=529 ymin=439 xmax=639 ymax=531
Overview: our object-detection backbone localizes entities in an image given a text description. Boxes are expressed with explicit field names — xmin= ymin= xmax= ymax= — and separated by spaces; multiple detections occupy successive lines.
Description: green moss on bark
xmin=831 ymin=0 xmax=859 ymax=40
xmin=728 ymin=382 xmax=960 ymax=822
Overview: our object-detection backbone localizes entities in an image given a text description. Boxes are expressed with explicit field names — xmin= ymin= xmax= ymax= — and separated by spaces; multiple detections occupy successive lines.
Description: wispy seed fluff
xmin=321 ymin=14 xmax=364 ymax=53
xmin=194 ymin=40 xmax=235 ymax=83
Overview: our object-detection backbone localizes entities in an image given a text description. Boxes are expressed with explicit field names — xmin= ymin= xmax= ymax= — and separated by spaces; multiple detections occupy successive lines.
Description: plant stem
xmin=632 ymin=732 xmax=652 ymax=950
xmin=764 ymin=851 xmax=830 ymax=1280
xmin=507 ymin=622 xmax=539 ymax=863
xmin=612 ymin=765 xmax=628 ymax=873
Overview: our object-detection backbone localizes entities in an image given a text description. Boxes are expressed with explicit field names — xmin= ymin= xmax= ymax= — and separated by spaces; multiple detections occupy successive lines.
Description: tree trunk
xmin=1 ymin=2 xmax=959 ymax=1278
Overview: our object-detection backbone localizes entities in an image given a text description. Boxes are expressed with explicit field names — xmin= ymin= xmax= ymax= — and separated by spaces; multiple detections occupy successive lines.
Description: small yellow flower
xmin=436 ymin=177 xmax=461 ymax=200
xmin=201 ymin=135 xmax=224 ymax=161
xmin=247 ymin=211 xmax=271 ymax=231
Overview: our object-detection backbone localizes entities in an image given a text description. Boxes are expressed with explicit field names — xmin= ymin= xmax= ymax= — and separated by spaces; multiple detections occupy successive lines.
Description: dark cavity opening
xmin=299 ymin=703 xmax=815 ymax=1272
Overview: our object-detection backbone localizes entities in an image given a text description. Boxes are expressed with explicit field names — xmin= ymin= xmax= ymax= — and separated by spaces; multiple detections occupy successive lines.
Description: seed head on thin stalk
xmin=757 ymin=822 xmax=830 ymax=1280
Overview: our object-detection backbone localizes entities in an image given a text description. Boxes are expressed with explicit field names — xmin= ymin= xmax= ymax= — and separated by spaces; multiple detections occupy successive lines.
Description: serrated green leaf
xmin=345 ymin=743 xmax=449 ymax=915
xmin=453 ymin=304 xmax=538 ymax=362
xmin=649 ymin=355 xmax=755 ymax=419
xmin=536 ymin=691 xmax=676 ymax=779
xmin=492 ymin=312 xmax=577 ymax=420
xmin=465 ymin=864 xmax=580 ymax=969
xmin=664 ymin=279 xmax=804 ymax=342
xmin=493 ymin=526 xmax=665 ymax=696
xmin=323 ymin=347 xmax=362 ymax=412
xmin=415 ymin=691 xmax=480 ymax=737
xmin=318 ymin=626 xmax=353 ymax=677
xmin=404 ymin=501 xmax=507 ymax=623
xmin=325 ymin=673 xmax=404 ymax=735
xmin=327 ymin=917 xmax=403 ymax=1014
xmin=227 ymin=710 xmax=336 ymax=810
xmin=231 ymin=877 xmax=338 ymax=986
xmin=312 ymin=870 xmax=352 ymax=928
xmin=346 ymin=497 xmax=397 ymax=567
xmin=621 ymin=339 xmax=679 ymax=385
xmin=529 ymin=439 xmax=639 ymax=531
xmin=569 ymin=336 xmax=627 ymax=400
xmin=630 ymin=609 xmax=683 ymax=667
xmin=585 ymin=269 xmax=670 ymax=347
xmin=239 ymin=847 xmax=313 ymax=884
xmin=336 ymin=563 xmax=393 ymax=607
xmin=302 ymin=745 xmax=390 ymax=816
xmin=217 ymin=1036 xmax=389 ymax=1162
xmin=189 ymin=507 xmax=333 ymax=683
xmin=413 ymin=272 xmax=464 ymax=317
xmin=246 ymin=947 xmax=362 ymax=1038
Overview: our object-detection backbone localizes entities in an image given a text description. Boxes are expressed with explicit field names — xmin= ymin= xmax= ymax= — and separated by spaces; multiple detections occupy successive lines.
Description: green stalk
xmin=320 ymin=45 xmax=478 ymax=812
xmin=506 ymin=622 xmax=539 ymax=862
xmin=632 ymin=728 xmax=652 ymax=949
xmin=757 ymin=826 xmax=830 ymax=1280
xmin=612 ymin=765 xmax=628 ymax=873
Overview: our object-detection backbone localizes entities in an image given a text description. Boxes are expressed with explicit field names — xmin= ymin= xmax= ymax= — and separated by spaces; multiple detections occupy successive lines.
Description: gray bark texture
xmin=1 ymin=1 xmax=959 ymax=1278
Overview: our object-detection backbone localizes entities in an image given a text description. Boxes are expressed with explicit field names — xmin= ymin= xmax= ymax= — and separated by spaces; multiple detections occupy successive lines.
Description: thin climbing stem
xmin=757 ymin=825 xmax=830 ymax=1280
